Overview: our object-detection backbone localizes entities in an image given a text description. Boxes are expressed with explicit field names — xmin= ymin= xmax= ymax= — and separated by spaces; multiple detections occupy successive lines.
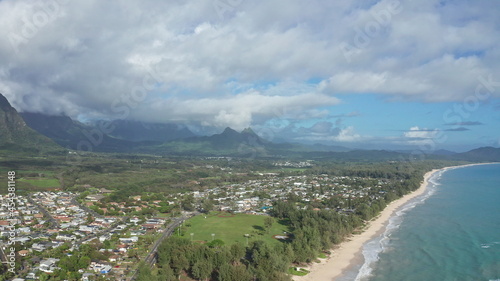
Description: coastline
xmin=292 ymin=163 xmax=494 ymax=281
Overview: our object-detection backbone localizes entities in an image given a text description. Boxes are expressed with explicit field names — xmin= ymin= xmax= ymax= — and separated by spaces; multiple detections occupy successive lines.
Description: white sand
xmin=293 ymin=163 xmax=496 ymax=281
xmin=292 ymin=168 xmax=440 ymax=281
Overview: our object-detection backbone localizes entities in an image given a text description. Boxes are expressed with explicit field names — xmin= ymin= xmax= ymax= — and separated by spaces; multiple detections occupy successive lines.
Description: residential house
xmin=99 ymin=234 xmax=111 ymax=243
xmin=129 ymin=217 xmax=141 ymax=224
xmin=90 ymin=261 xmax=112 ymax=274
xmin=39 ymin=258 xmax=59 ymax=273
xmin=119 ymin=236 xmax=138 ymax=244
xmin=82 ymin=273 xmax=95 ymax=281
xmin=56 ymin=234 xmax=75 ymax=241
xmin=18 ymin=250 xmax=29 ymax=257
xmin=32 ymin=243 xmax=46 ymax=252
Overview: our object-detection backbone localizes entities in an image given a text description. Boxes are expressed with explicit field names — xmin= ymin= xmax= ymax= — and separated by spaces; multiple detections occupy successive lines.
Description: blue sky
xmin=317 ymin=94 xmax=498 ymax=150
xmin=256 ymin=93 xmax=499 ymax=151
xmin=0 ymin=0 xmax=498 ymax=151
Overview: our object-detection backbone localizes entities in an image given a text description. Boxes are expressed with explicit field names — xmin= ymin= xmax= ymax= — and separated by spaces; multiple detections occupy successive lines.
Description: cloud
xmin=134 ymin=91 xmax=340 ymax=130
xmin=331 ymin=111 xmax=361 ymax=118
xmin=0 ymin=0 xmax=498 ymax=137
xmin=317 ymin=0 xmax=500 ymax=102
xmin=278 ymin=121 xmax=363 ymax=143
xmin=309 ymin=121 xmax=334 ymax=134
xmin=403 ymin=127 xmax=439 ymax=137
xmin=334 ymin=126 xmax=363 ymax=142
xmin=403 ymin=126 xmax=440 ymax=145
xmin=444 ymin=121 xmax=483 ymax=126
xmin=295 ymin=126 xmax=362 ymax=143
xmin=444 ymin=127 xmax=470 ymax=132
xmin=318 ymin=54 xmax=495 ymax=102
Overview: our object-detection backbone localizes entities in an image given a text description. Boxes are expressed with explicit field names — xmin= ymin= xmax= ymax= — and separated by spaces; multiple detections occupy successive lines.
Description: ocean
xmin=345 ymin=164 xmax=500 ymax=281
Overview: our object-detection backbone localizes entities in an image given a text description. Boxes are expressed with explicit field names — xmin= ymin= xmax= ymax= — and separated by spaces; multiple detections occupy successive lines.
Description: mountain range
xmin=0 ymin=94 xmax=62 ymax=155
xmin=1 ymin=93 xmax=500 ymax=162
xmin=20 ymin=112 xmax=194 ymax=152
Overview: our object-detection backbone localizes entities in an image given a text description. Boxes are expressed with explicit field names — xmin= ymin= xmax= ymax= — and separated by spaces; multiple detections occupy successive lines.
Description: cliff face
xmin=0 ymin=93 xmax=61 ymax=153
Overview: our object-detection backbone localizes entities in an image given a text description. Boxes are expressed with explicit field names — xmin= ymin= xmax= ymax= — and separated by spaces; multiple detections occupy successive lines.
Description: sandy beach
xmin=292 ymin=167 xmax=442 ymax=281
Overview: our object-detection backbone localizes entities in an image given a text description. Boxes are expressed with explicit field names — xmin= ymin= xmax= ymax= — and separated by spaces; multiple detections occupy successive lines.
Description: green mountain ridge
xmin=154 ymin=127 xmax=268 ymax=156
xmin=452 ymin=146 xmax=500 ymax=162
xmin=20 ymin=112 xmax=155 ymax=152
xmin=0 ymin=93 xmax=63 ymax=155
xmin=2 ymin=94 xmax=499 ymax=161
xmin=98 ymin=119 xmax=195 ymax=142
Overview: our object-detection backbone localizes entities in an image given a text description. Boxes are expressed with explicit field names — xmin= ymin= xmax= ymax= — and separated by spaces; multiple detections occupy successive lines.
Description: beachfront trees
xmin=138 ymin=162 xmax=442 ymax=281
xmin=157 ymin=267 xmax=177 ymax=281
xmin=356 ymin=203 xmax=373 ymax=220
xmin=151 ymin=235 xmax=294 ymax=281
xmin=218 ymin=264 xmax=253 ymax=281
xmin=229 ymin=243 xmax=246 ymax=264
xmin=192 ymin=260 xmax=213 ymax=281
xmin=247 ymin=241 xmax=290 ymax=281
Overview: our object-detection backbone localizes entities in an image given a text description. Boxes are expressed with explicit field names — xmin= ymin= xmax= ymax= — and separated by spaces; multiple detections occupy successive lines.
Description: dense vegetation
xmin=0 ymin=93 xmax=498 ymax=280
xmin=137 ymin=160 xmax=455 ymax=281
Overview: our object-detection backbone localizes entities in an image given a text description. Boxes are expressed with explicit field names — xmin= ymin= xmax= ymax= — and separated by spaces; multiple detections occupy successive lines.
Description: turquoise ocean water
xmin=341 ymin=164 xmax=500 ymax=281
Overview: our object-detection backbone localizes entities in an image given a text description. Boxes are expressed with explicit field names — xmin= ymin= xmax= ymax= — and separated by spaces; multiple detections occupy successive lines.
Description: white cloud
xmin=295 ymin=126 xmax=363 ymax=143
xmin=133 ymin=91 xmax=340 ymax=130
xmin=0 ymin=0 xmax=498 ymax=136
xmin=336 ymin=126 xmax=362 ymax=142
xmin=319 ymin=55 xmax=493 ymax=102
xmin=402 ymin=126 xmax=440 ymax=145
xmin=282 ymin=120 xmax=364 ymax=144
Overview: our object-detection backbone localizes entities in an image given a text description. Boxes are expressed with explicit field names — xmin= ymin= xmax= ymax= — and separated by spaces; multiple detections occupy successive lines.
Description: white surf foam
xmin=352 ymin=170 xmax=443 ymax=281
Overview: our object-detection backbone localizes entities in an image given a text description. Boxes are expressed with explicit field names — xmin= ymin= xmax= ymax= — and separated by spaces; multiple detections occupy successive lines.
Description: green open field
xmin=19 ymin=178 xmax=60 ymax=188
xmin=181 ymin=212 xmax=290 ymax=246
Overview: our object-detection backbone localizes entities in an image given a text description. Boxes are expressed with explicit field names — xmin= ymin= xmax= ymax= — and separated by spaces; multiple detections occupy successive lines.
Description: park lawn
xmin=181 ymin=212 xmax=290 ymax=246
xmin=19 ymin=178 xmax=60 ymax=188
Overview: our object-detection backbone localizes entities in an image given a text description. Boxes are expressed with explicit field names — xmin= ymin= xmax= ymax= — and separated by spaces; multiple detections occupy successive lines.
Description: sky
xmin=0 ymin=0 xmax=499 ymax=152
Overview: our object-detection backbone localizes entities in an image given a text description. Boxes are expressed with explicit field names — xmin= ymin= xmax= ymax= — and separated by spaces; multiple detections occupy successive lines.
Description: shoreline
xmin=292 ymin=163 xmax=495 ymax=281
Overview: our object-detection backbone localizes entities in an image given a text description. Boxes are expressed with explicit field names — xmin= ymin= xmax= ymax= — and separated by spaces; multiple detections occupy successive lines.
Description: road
xmin=0 ymin=244 xmax=8 ymax=264
xmin=129 ymin=213 xmax=195 ymax=281
xmin=27 ymin=194 xmax=59 ymax=229
xmin=76 ymin=215 xmax=129 ymax=245
xmin=71 ymin=196 xmax=103 ymax=218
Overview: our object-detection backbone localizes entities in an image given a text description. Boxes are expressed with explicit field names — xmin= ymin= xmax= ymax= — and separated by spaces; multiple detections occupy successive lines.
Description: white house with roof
xmin=119 ymin=236 xmax=139 ymax=244
xmin=31 ymin=243 xmax=46 ymax=252
xmin=79 ymin=225 xmax=98 ymax=233
xmin=99 ymin=234 xmax=111 ymax=242
xmin=56 ymin=234 xmax=76 ymax=241
xmin=90 ymin=261 xmax=112 ymax=274
xmin=129 ymin=217 xmax=141 ymax=224
xmin=39 ymin=258 xmax=59 ymax=273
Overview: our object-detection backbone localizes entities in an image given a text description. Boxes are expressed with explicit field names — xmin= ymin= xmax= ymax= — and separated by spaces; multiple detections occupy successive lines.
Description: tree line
xmin=134 ymin=160 xmax=460 ymax=280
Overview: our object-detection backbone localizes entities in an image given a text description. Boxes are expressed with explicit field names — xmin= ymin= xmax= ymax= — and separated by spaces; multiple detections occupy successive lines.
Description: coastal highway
xmin=129 ymin=213 xmax=195 ymax=281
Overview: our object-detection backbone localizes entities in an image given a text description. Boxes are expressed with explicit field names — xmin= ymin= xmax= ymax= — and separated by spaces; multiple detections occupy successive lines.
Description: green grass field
xmin=19 ymin=178 xmax=60 ymax=188
xmin=181 ymin=212 xmax=290 ymax=246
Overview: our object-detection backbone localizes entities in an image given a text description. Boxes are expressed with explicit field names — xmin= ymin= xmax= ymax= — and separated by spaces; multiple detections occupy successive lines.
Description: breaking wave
xmin=352 ymin=169 xmax=446 ymax=281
